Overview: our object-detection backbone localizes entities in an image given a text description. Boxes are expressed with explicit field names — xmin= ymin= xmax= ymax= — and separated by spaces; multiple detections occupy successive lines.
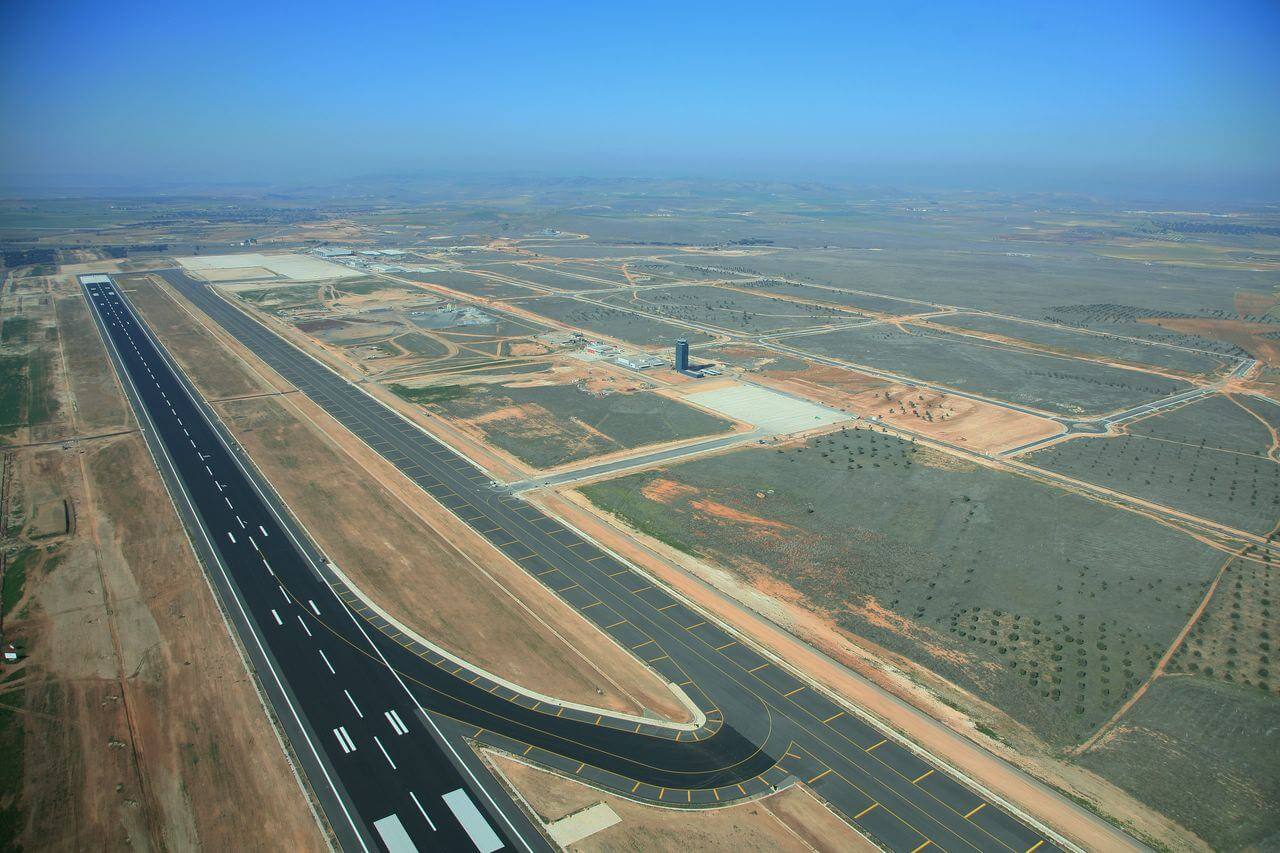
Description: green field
xmin=599 ymin=284 xmax=858 ymax=334
xmin=932 ymin=312 xmax=1232 ymax=377
xmin=582 ymin=429 xmax=1223 ymax=745
xmin=1028 ymin=404 xmax=1280 ymax=535
xmin=1079 ymin=677 xmax=1279 ymax=850
xmin=428 ymin=381 xmax=734 ymax=468
xmin=512 ymin=296 xmax=714 ymax=347
xmin=789 ymin=323 xmax=1191 ymax=416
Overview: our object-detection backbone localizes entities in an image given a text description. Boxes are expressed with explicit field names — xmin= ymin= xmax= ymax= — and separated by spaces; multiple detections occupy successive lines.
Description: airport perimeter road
xmin=147 ymin=267 xmax=1102 ymax=853
xmin=82 ymin=276 xmax=546 ymax=853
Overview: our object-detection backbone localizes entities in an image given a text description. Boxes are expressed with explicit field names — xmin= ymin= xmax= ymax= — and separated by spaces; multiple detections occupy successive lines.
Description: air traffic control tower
xmin=674 ymin=338 xmax=690 ymax=372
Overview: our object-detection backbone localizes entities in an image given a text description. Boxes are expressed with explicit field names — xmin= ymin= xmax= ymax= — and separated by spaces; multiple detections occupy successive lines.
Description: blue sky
xmin=3 ymin=0 xmax=1278 ymax=197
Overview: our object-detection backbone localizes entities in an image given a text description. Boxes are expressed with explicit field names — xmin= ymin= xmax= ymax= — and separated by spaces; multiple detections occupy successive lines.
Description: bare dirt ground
xmin=2 ymin=272 xmax=324 ymax=850
xmin=755 ymin=362 xmax=1061 ymax=453
xmin=486 ymin=753 xmax=876 ymax=852
xmin=129 ymin=274 xmax=688 ymax=720
xmin=535 ymin=489 xmax=1202 ymax=852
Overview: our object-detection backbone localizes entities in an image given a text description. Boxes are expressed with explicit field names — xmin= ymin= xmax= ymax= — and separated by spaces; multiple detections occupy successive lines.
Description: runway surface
xmin=100 ymin=267 xmax=1086 ymax=852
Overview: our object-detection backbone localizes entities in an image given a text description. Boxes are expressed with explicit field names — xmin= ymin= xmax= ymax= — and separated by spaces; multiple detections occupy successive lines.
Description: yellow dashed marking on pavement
xmin=913 ymin=769 xmax=934 ymax=784
xmin=964 ymin=802 xmax=986 ymax=819
xmin=575 ymin=763 xmax=584 ymax=774
xmin=822 ymin=711 xmax=845 ymax=724
xmin=631 ymin=585 xmax=651 ymax=594
xmin=911 ymin=842 xmax=932 ymax=853
xmin=854 ymin=802 xmax=879 ymax=820
xmin=1025 ymin=841 xmax=1044 ymax=853
xmin=867 ymin=739 xmax=886 ymax=751
xmin=648 ymin=654 xmax=669 ymax=663
xmin=605 ymin=619 xmax=627 ymax=629
xmin=686 ymin=621 xmax=705 ymax=630
xmin=713 ymin=788 xmax=720 ymax=801
xmin=657 ymin=602 xmax=679 ymax=611
xmin=737 ymin=783 xmax=747 ymax=796
xmin=747 ymin=663 xmax=769 ymax=673
xmin=783 ymin=686 xmax=804 ymax=697
xmin=631 ymin=781 xmax=641 ymax=793
xmin=714 ymin=641 xmax=735 ymax=651
xmin=632 ymin=639 xmax=655 ymax=650
xmin=524 ymin=745 xmax=534 ymax=755
xmin=581 ymin=601 xmax=602 ymax=609
xmin=807 ymin=768 xmax=832 ymax=784
xmin=607 ymin=569 xmax=628 ymax=577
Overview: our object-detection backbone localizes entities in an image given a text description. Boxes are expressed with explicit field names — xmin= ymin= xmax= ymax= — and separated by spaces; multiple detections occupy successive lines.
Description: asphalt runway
xmin=83 ymin=277 xmax=544 ymax=853
xmin=111 ymin=267 xmax=1082 ymax=852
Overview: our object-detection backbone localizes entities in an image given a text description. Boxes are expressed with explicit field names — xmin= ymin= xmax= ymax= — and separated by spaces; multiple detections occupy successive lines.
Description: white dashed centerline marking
xmin=308 ymin=600 xmax=320 ymax=616
xmin=271 ymin=609 xmax=283 ymax=625
xmin=373 ymin=735 xmax=397 ymax=769
xmin=226 ymin=531 xmax=236 ymax=544
xmin=344 ymin=689 xmax=364 ymax=718
xmin=409 ymin=791 xmax=436 ymax=830
xmin=259 ymin=525 xmax=269 ymax=538
xmin=297 ymin=615 xmax=312 ymax=637
xmin=318 ymin=649 xmax=335 ymax=674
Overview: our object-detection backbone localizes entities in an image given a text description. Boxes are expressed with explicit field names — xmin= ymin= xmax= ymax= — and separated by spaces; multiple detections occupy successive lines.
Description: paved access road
xmin=130 ymin=268 xmax=1082 ymax=853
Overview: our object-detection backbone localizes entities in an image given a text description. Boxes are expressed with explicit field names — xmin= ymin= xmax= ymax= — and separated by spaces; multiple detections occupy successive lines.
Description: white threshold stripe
xmin=385 ymin=709 xmax=408 ymax=735
xmin=441 ymin=789 xmax=503 ymax=853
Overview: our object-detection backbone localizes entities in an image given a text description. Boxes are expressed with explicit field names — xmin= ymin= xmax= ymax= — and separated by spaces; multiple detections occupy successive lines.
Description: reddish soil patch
xmin=641 ymin=478 xmax=699 ymax=503
xmin=1143 ymin=316 xmax=1280 ymax=365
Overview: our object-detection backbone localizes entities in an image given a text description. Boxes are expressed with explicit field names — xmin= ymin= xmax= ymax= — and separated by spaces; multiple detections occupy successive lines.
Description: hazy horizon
xmin=3 ymin=0 xmax=1278 ymax=201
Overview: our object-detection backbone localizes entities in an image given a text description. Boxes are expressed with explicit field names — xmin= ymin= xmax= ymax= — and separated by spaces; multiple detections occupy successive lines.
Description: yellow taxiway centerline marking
xmin=854 ymin=802 xmax=879 ymax=820
xmin=867 ymin=739 xmax=886 ymax=751
xmin=964 ymin=802 xmax=986 ymax=819
xmin=822 ymin=711 xmax=845 ymax=724
xmin=913 ymin=769 xmax=934 ymax=784
xmin=807 ymin=768 xmax=832 ymax=784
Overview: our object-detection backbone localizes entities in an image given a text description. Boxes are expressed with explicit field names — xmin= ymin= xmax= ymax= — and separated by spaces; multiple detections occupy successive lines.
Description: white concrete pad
xmin=176 ymin=252 xmax=359 ymax=282
xmin=546 ymin=802 xmax=621 ymax=846
xmin=685 ymin=382 xmax=850 ymax=435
